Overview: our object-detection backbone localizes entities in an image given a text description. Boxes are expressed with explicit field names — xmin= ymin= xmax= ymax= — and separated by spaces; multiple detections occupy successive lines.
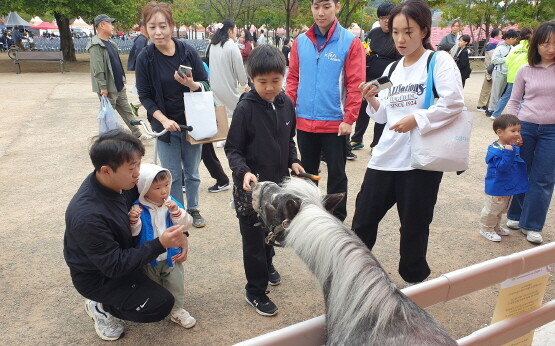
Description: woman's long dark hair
xmin=210 ymin=19 xmax=235 ymax=47
xmin=388 ymin=0 xmax=434 ymax=50
xmin=244 ymin=29 xmax=254 ymax=42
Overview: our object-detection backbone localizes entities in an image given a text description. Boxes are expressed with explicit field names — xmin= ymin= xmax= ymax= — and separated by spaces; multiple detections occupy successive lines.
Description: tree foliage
xmin=3 ymin=0 xmax=144 ymax=61
xmin=433 ymin=0 xmax=553 ymax=53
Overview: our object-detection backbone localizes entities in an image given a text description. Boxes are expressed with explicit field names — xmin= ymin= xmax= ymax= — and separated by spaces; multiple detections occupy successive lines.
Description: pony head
xmin=251 ymin=178 xmax=344 ymax=246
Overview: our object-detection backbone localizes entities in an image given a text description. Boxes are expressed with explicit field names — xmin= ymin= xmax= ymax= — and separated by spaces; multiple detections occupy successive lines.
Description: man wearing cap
xmin=87 ymin=14 xmax=144 ymax=139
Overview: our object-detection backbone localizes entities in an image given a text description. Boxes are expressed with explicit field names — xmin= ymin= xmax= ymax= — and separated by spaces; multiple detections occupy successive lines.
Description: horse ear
xmin=322 ymin=193 xmax=345 ymax=213
xmin=285 ymin=199 xmax=301 ymax=219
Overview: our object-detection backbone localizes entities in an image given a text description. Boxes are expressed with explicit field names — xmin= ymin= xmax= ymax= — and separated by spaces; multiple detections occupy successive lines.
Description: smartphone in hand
xmin=178 ymin=65 xmax=193 ymax=78
xmin=366 ymin=76 xmax=393 ymax=92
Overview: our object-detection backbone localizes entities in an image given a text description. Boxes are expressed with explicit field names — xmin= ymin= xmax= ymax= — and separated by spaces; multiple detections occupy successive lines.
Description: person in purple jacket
xmin=478 ymin=114 xmax=527 ymax=242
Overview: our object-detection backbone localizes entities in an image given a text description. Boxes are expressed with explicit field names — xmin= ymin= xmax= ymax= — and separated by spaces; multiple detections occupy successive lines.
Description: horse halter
xmin=254 ymin=182 xmax=290 ymax=247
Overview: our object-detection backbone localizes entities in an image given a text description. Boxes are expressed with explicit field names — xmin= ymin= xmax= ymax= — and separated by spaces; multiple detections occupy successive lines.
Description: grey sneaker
xmin=187 ymin=209 xmax=205 ymax=228
xmin=85 ymin=300 xmax=124 ymax=341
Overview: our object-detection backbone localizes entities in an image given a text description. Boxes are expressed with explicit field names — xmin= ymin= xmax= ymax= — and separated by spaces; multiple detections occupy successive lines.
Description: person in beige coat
xmin=208 ymin=20 xmax=249 ymax=118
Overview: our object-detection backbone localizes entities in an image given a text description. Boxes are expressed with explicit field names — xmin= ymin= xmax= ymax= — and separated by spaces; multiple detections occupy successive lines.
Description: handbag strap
xmin=423 ymin=52 xmax=438 ymax=109
xmin=388 ymin=51 xmax=438 ymax=101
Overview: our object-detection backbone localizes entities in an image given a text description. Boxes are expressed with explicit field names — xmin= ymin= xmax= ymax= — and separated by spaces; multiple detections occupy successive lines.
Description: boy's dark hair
xmin=153 ymin=170 xmax=171 ymax=183
xmin=283 ymin=37 xmax=290 ymax=46
xmin=90 ymin=130 xmax=145 ymax=172
xmin=528 ymin=20 xmax=555 ymax=67
xmin=493 ymin=114 xmax=520 ymax=132
xmin=313 ymin=0 xmax=339 ymax=4
xmin=377 ymin=2 xmax=395 ymax=17
xmin=246 ymin=45 xmax=286 ymax=78
xmin=388 ymin=0 xmax=433 ymax=50
xmin=211 ymin=19 xmax=235 ymax=47
xmin=503 ymin=29 xmax=518 ymax=40
xmin=460 ymin=34 xmax=471 ymax=44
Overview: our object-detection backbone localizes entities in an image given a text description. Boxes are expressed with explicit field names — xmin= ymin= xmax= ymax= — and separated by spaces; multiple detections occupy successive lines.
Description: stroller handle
xmin=130 ymin=120 xmax=193 ymax=138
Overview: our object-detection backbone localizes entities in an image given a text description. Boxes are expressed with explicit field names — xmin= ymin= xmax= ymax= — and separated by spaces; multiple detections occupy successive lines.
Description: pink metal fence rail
xmin=237 ymin=242 xmax=555 ymax=346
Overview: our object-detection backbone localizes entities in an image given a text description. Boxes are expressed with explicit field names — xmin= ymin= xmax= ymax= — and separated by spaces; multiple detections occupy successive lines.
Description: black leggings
xmin=352 ymin=168 xmax=443 ymax=283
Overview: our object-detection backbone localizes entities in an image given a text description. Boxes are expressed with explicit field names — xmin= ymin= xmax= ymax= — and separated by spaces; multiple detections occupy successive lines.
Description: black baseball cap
xmin=94 ymin=14 xmax=116 ymax=27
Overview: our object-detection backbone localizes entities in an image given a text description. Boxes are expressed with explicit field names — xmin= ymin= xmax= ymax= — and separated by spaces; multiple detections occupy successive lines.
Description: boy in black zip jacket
xmin=225 ymin=45 xmax=305 ymax=316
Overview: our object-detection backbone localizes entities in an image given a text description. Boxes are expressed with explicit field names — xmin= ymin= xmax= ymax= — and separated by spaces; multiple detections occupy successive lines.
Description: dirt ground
xmin=0 ymin=52 xmax=552 ymax=345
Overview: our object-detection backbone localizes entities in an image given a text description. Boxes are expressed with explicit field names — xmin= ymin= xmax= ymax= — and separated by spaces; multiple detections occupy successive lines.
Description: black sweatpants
xmin=238 ymin=212 xmax=275 ymax=296
xmin=352 ymin=168 xmax=443 ymax=283
xmin=202 ymin=142 xmax=229 ymax=186
xmin=297 ymin=130 xmax=348 ymax=221
xmin=78 ymin=270 xmax=174 ymax=323
xmin=351 ymin=99 xmax=370 ymax=144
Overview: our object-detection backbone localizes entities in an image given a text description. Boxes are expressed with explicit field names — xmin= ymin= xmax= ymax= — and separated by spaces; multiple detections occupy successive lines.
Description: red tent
xmin=29 ymin=22 xmax=58 ymax=30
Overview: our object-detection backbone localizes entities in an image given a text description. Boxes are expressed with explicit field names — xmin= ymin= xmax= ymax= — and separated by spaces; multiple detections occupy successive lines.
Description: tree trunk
xmin=54 ymin=13 xmax=76 ymax=62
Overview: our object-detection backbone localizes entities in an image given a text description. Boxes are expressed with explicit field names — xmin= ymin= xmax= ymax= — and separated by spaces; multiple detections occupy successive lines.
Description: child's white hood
xmin=137 ymin=163 xmax=172 ymax=206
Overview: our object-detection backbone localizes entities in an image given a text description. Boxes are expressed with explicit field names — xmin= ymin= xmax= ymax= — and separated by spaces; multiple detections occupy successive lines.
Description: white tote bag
xmin=410 ymin=110 xmax=473 ymax=171
xmin=183 ymin=83 xmax=218 ymax=141
xmin=410 ymin=52 xmax=473 ymax=172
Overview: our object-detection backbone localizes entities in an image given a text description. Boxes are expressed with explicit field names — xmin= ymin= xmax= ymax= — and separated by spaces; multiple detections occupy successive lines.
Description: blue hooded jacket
xmin=484 ymin=142 xmax=528 ymax=196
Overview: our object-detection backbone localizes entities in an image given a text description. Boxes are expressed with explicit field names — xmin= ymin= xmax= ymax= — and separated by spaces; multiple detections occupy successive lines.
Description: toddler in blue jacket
xmin=128 ymin=163 xmax=196 ymax=328
xmin=479 ymin=114 xmax=528 ymax=242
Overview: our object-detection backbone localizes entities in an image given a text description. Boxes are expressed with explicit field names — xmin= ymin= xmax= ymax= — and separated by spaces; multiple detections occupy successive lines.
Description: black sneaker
xmin=208 ymin=183 xmax=230 ymax=193
xmin=476 ymin=106 xmax=487 ymax=112
xmin=268 ymin=265 xmax=281 ymax=286
xmin=346 ymin=152 xmax=357 ymax=160
xmin=485 ymin=110 xmax=493 ymax=117
xmin=245 ymin=292 xmax=278 ymax=316
xmin=187 ymin=209 xmax=205 ymax=228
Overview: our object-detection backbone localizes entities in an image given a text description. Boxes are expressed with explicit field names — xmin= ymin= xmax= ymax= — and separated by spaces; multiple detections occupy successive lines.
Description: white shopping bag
xmin=183 ymin=84 xmax=218 ymax=141
xmin=410 ymin=109 xmax=473 ymax=172
xmin=98 ymin=96 xmax=124 ymax=134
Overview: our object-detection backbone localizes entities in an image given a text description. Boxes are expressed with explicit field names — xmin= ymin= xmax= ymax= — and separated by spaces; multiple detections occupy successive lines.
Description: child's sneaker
xmin=268 ymin=265 xmax=281 ymax=286
xmin=245 ymin=292 xmax=278 ymax=316
xmin=350 ymin=141 xmax=364 ymax=150
xmin=495 ymin=227 xmax=511 ymax=236
xmin=480 ymin=230 xmax=501 ymax=242
xmin=171 ymin=308 xmax=197 ymax=328
xmin=84 ymin=299 xmax=124 ymax=341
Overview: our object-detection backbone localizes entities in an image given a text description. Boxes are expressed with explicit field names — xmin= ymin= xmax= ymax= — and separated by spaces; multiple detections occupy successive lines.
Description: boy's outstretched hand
xmin=291 ymin=163 xmax=305 ymax=176
xmin=243 ymin=172 xmax=258 ymax=191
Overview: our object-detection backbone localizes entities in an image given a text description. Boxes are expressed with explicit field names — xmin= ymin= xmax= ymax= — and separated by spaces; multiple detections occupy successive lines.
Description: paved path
xmin=0 ymin=68 xmax=552 ymax=345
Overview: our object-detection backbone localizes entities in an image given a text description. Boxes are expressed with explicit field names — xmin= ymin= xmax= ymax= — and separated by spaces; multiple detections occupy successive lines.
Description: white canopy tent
xmin=30 ymin=16 xmax=43 ymax=25
xmin=5 ymin=12 xmax=32 ymax=27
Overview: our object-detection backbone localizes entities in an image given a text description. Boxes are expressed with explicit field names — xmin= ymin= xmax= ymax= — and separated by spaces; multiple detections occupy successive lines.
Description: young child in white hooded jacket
xmin=128 ymin=163 xmax=196 ymax=328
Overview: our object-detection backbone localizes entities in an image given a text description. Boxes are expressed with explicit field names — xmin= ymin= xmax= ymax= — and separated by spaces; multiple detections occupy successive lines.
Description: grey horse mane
xmin=279 ymin=178 xmax=456 ymax=345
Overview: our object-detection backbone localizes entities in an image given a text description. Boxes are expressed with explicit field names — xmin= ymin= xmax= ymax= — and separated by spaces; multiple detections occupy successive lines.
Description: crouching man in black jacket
xmin=64 ymin=130 xmax=187 ymax=341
